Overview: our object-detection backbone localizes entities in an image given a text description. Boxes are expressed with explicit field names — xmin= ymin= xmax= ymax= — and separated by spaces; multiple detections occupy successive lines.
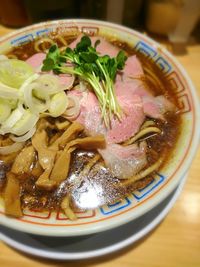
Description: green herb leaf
xmin=42 ymin=35 xmax=127 ymax=126
xmin=42 ymin=58 xmax=55 ymax=71
xmin=80 ymin=52 xmax=98 ymax=63
xmin=76 ymin=35 xmax=91 ymax=52
xmin=116 ymin=51 xmax=127 ymax=70
xmin=47 ymin=44 xmax=60 ymax=63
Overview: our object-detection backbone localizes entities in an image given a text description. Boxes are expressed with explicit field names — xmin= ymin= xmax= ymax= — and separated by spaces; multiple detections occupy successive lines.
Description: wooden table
xmin=0 ymin=25 xmax=199 ymax=267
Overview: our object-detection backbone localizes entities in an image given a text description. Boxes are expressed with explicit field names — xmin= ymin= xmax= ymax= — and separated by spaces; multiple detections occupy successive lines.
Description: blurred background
xmin=0 ymin=0 xmax=199 ymax=44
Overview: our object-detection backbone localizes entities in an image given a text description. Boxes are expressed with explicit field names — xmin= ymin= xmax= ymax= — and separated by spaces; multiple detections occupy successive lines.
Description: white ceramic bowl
xmin=0 ymin=19 xmax=199 ymax=236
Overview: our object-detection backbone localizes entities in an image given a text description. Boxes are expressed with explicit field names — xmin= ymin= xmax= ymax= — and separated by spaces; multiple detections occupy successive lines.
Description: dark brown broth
xmin=1 ymin=33 xmax=181 ymax=212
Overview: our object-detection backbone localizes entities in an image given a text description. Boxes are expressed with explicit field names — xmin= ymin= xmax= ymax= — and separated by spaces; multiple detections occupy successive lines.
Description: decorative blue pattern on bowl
xmin=100 ymin=172 xmax=166 ymax=215
xmin=100 ymin=197 xmax=131 ymax=215
xmin=132 ymin=173 xmax=165 ymax=200
xmin=134 ymin=41 xmax=172 ymax=75
xmin=11 ymin=34 xmax=34 ymax=46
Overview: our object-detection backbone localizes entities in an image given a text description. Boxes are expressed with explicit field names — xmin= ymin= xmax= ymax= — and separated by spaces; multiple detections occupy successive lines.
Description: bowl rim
xmin=0 ymin=19 xmax=200 ymax=236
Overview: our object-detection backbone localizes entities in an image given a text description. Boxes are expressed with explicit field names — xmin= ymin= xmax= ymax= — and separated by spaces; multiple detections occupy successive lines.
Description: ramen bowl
xmin=0 ymin=19 xmax=199 ymax=237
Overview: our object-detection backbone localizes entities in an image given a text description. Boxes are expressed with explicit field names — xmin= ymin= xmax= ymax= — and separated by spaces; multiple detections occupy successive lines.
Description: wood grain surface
xmin=0 ymin=24 xmax=199 ymax=267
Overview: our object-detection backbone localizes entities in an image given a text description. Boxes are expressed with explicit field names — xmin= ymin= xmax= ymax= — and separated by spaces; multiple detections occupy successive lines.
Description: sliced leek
xmin=10 ymin=126 xmax=36 ymax=142
xmin=0 ymin=59 xmax=34 ymax=88
xmin=0 ymin=108 xmax=25 ymax=134
xmin=23 ymin=82 xmax=50 ymax=114
xmin=48 ymin=91 xmax=69 ymax=117
xmin=11 ymin=109 xmax=38 ymax=135
xmin=0 ymin=142 xmax=25 ymax=155
xmin=0 ymin=82 xmax=19 ymax=99
xmin=36 ymin=74 xmax=63 ymax=95
xmin=0 ymin=99 xmax=11 ymax=123
xmin=0 ymin=56 xmax=76 ymax=138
